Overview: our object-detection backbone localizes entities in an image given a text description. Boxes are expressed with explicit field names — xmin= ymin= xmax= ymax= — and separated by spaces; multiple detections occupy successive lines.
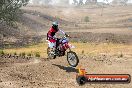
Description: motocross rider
xmin=47 ymin=21 xmax=69 ymax=53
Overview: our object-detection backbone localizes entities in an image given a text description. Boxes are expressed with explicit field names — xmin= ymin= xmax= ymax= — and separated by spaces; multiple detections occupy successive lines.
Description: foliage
xmin=0 ymin=0 xmax=29 ymax=25
xmin=0 ymin=50 xmax=4 ymax=55
xmin=14 ymin=52 xmax=17 ymax=55
xmin=21 ymin=52 xmax=26 ymax=56
xmin=3 ymin=43 xmax=132 ymax=58
xmin=35 ymin=52 xmax=40 ymax=57
xmin=118 ymin=53 xmax=123 ymax=58
xmin=27 ymin=53 xmax=32 ymax=56
xmin=84 ymin=16 xmax=89 ymax=22
xmin=19 ymin=52 xmax=25 ymax=56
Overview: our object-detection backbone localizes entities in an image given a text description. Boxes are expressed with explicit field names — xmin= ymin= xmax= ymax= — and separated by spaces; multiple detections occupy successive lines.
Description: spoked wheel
xmin=47 ymin=47 xmax=56 ymax=59
xmin=67 ymin=51 xmax=79 ymax=67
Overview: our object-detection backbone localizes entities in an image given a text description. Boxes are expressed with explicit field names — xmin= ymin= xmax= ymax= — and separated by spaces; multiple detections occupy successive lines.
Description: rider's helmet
xmin=52 ymin=21 xmax=59 ymax=31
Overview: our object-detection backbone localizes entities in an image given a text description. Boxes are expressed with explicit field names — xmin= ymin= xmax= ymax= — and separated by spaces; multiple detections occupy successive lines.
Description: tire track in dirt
xmin=0 ymin=55 xmax=132 ymax=88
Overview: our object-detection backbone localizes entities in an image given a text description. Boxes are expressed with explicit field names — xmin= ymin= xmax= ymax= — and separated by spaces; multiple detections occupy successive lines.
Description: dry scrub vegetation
xmin=3 ymin=42 xmax=132 ymax=58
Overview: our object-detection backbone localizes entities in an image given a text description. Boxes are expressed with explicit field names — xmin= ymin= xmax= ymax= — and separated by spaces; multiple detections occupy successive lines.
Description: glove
xmin=65 ymin=34 xmax=69 ymax=37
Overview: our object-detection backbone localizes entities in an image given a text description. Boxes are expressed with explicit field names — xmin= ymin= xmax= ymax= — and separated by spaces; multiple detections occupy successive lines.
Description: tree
xmin=45 ymin=0 xmax=52 ymax=4
xmin=112 ymin=0 xmax=128 ymax=5
xmin=73 ymin=0 xmax=78 ymax=5
xmin=38 ymin=0 xmax=52 ymax=5
xmin=57 ymin=0 xmax=69 ymax=5
xmin=85 ymin=0 xmax=97 ymax=4
xmin=79 ymin=0 xmax=83 ymax=5
xmin=0 ymin=0 xmax=29 ymax=25
xmin=85 ymin=0 xmax=91 ymax=5
xmin=32 ymin=0 xmax=40 ymax=5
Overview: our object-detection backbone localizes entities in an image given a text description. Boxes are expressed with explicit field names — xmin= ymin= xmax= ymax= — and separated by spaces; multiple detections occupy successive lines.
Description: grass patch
xmin=27 ymin=53 xmax=32 ymax=57
xmin=14 ymin=52 xmax=17 ymax=55
xmin=0 ymin=50 xmax=4 ymax=55
xmin=3 ymin=42 xmax=132 ymax=58
xmin=35 ymin=52 xmax=40 ymax=57
xmin=3 ymin=43 xmax=48 ymax=58
xmin=84 ymin=16 xmax=90 ymax=22
xmin=71 ymin=42 xmax=132 ymax=57
xmin=21 ymin=52 xmax=26 ymax=57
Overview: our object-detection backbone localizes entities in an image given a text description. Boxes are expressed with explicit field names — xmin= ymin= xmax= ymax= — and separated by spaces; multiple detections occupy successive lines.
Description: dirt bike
xmin=47 ymin=36 xmax=79 ymax=67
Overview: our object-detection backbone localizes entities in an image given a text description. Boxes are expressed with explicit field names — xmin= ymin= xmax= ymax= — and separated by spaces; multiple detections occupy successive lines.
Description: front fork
xmin=65 ymin=47 xmax=71 ymax=56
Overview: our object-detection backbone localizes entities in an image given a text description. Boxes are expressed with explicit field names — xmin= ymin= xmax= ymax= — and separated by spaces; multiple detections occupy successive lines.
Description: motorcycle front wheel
xmin=67 ymin=51 xmax=79 ymax=67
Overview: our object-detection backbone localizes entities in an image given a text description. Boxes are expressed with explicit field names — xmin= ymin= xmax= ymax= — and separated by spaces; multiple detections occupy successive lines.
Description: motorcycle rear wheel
xmin=47 ymin=47 xmax=56 ymax=59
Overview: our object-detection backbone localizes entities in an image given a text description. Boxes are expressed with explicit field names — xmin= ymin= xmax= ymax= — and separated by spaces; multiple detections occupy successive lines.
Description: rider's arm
xmin=58 ymin=29 xmax=65 ymax=35
xmin=47 ymin=31 xmax=56 ymax=40
xmin=58 ymin=29 xmax=69 ymax=37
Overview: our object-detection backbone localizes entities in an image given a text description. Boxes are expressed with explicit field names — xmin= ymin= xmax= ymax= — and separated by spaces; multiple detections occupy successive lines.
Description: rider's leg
xmin=48 ymin=41 xmax=56 ymax=51
xmin=56 ymin=38 xmax=60 ymax=49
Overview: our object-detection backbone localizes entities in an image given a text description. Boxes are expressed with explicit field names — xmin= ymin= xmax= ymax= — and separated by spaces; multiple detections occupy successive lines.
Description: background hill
xmin=1 ymin=5 xmax=132 ymax=48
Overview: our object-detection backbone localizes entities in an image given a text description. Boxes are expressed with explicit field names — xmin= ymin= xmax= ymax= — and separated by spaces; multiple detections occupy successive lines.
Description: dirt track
xmin=0 ymin=54 xmax=132 ymax=88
